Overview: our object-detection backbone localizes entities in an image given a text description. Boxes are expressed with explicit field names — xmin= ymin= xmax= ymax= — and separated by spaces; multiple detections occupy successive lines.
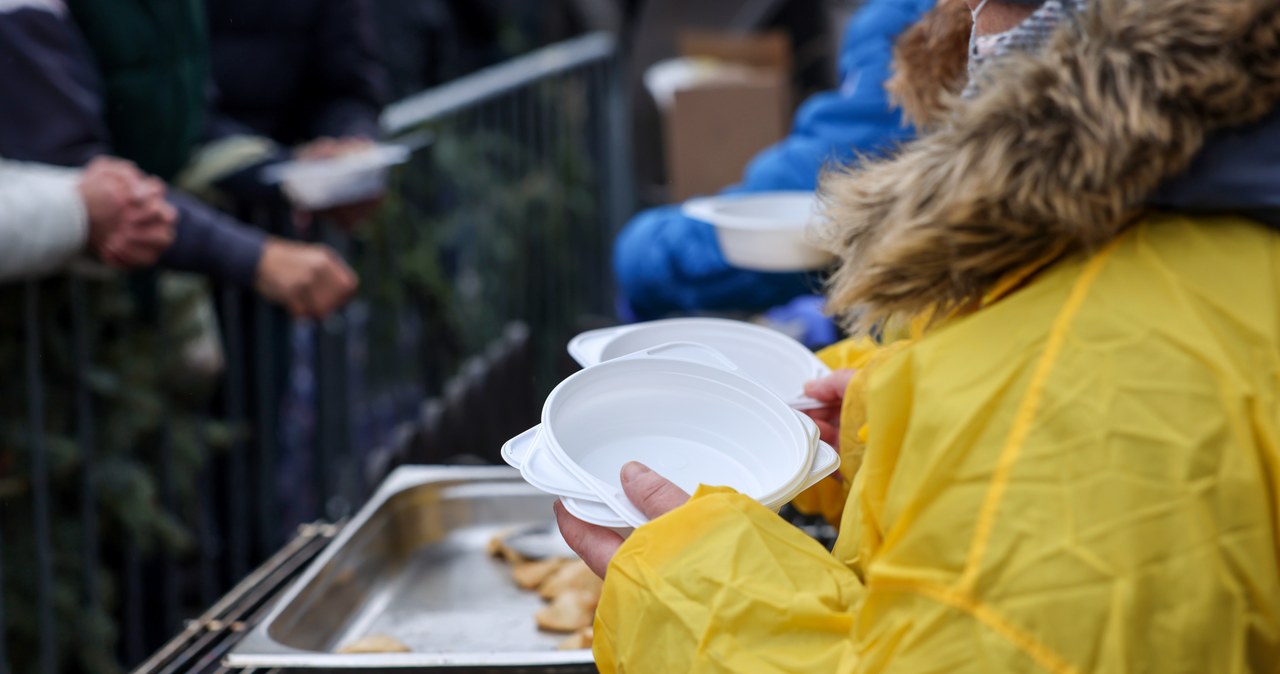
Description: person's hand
xmin=555 ymin=462 xmax=690 ymax=578
xmin=79 ymin=156 xmax=142 ymax=251
xmin=78 ymin=157 xmax=176 ymax=268
xmin=293 ymin=136 xmax=382 ymax=230
xmin=98 ymin=177 xmax=175 ymax=268
xmin=254 ymin=238 xmax=358 ymax=319
xmin=802 ymin=369 xmax=857 ymax=453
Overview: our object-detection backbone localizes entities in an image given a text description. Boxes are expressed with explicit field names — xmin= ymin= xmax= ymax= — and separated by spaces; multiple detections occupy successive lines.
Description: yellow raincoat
xmin=591 ymin=0 xmax=1280 ymax=666
xmin=592 ymin=214 xmax=1280 ymax=673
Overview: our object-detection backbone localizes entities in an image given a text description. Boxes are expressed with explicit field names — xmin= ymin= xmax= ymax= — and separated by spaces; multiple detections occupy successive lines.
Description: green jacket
xmin=65 ymin=0 xmax=208 ymax=181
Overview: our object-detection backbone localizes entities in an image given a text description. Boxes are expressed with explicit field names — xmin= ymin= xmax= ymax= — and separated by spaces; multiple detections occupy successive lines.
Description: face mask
xmin=967 ymin=0 xmax=1020 ymax=82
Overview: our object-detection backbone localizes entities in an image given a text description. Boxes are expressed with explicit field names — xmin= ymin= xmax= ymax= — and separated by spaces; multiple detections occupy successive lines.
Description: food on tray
xmin=486 ymin=531 xmax=528 ymax=564
xmin=557 ymin=626 xmax=594 ymax=651
xmin=512 ymin=558 xmax=568 ymax=590
xmin=536 ymin=590 xmax=599 ymax=633
xmin=538 ymin=559 xmax=603 ymax=600
xmin=335 ymin=634 xmax=412 ymax=653
xmin=491 ymin=528 xmax=603 ymax=644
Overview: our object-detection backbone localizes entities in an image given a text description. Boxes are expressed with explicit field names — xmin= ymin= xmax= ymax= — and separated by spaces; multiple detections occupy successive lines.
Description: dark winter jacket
xmin=0 ymin=0 xmax=265 ymax=286
xmin=206 ymin=0 xmax=389 ymax=144
xmin=1152 ymin=107 xmax=1280 ymax=227
xmin=64 ymin=0 xmax=210 ymax=181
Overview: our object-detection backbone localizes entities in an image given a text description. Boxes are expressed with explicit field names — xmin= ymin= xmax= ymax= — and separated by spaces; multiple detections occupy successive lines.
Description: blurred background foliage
xmin=0 ymin=275 xmax=235 ymax=673
xmin=0 ymin=37 xmax=607 ymax=673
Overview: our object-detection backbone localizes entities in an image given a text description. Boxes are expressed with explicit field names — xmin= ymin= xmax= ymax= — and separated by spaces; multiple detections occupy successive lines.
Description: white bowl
xmin=507 ymin=409 xmax=829 ymax=503
xmin=561 ymin=496 xmax=629 ymax=528
xmin=502 ymin=342 xmax=841 ymax=527
xmin=567 ymin=318 xmax=831 ymax=408
xmin=502 ymin=427 xmax=596 ymax=500
xmin=505 ymin=419 xmax=840 ymax=528
xmin=683 ymin=191 xmax=836 ymax=272
xmin=266 ymin=144 xmax=409 ymax=210
xmin=540 ymin=344 xmax=827 ymax=526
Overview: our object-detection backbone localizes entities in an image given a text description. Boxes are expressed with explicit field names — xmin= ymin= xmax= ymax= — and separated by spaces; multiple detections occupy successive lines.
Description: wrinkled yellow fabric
xmin=594 ymin=214 xmax=1280 ymax=673
xmin=792 ymin=338 xmax=914 ymax=525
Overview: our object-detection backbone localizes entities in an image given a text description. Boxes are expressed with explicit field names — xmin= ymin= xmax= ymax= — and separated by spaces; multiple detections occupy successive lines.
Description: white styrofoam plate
xmin=505 ymin=343 xmax=842 ymax=528
xmin=512 ymin=409 xmax=828 ymax=502
xmin=540 ymin=345 xmax=816 ymax=527
xmin=561 ymin=495 xmax=629 ymax=528
xmin=509 ymin=425 xmax=841 ymax=528
xmin=568 ymin=318 xmax=831 ymax=408
xmin=265 ymin=144 xmax=410 ymax=210
xmin=502 ymin=426 xmax=598 ymax=500
xmin=558 ymin=439 xmax=839 ymax=528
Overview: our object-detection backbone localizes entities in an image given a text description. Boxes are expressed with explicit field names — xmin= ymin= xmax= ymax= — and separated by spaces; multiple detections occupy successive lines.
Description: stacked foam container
xmin=502 ymin=318 xmax=841 ymax=530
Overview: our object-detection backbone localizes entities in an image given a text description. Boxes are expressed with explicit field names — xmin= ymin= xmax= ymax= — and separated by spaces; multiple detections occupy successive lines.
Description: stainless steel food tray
xmin=227 ymin=466 xmax=596 ymax=672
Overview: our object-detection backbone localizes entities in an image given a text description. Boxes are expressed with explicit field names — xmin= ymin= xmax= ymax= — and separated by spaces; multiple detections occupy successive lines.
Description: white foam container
xmin=509 ymin=424 xmax=839 ymax=529
xmin=682 ymin=191 xmax=836 ymax=272
xmin=503 ymin=426 xmax=597 ymax=500
xmin=504 ymin=411 xmax=835 ymax=500
xmin=561 ymin=495 xmax=629 ymax=528
xmin=568 ymin=318 xmax=832 ymax=409
xmin=265 ymin=144 xmax=409 ymax=210
xmin=503 ymin=342 xmax=841 ymax=527
xmin=503 ymin=427 xmax=634 ymax=528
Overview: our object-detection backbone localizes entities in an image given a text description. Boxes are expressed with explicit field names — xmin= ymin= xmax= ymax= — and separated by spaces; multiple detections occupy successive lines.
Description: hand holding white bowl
xmin=555 ymin=462 xmax=690 ymax=578
xmin=801 ymin=369 xmax=857 ymax=454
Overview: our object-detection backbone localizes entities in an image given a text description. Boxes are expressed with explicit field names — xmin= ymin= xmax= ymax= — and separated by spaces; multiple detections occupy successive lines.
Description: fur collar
xmin=886 ymin=0 xmax=971 ymax=130
xmin=819 ymin=0 xmax=1280 ymax=329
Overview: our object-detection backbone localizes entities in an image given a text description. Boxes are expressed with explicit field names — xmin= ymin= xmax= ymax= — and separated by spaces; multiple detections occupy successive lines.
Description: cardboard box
xmin=663 ymin=31 xmax=792 ymax=201
xmin=679 ymin=31 xmax=792 ymax=73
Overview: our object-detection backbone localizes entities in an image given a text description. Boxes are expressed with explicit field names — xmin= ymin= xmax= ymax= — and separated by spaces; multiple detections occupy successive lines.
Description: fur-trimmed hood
xmin=819 ymin=0 xmax=1280 ymax=328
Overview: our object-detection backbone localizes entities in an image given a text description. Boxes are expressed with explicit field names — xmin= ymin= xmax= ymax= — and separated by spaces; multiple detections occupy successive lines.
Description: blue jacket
xmin=614 ymin=0 xmax=937 ymax=320
xmin=730 ymin=0 xmax=933 ymax=193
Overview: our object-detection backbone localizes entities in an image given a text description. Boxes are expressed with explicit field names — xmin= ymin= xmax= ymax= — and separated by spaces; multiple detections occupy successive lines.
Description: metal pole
xmin=554 ymin=73 xmax=572 ymax=360
xmin=251 ymin=293 xmax=280 ymax=555
xmin=220 ymin=285 xmax=249 ymax=581
xmin=194 ymin=462 xmax=219 ymax=609
xmin=516 ymin=86 xmax=534 ymax=369
xmin=155 ymin=316 xmax=180 ymax=637
xmin=23 ymin=282 xmax=56 ymax=674
xmin=311 ymin=218 xmax=344 ymax=520
xmin=252 ymin=205 xmax=284 ymax=556
xmin=590 ymin=60 xmax=612 ymax=314
xmin=68 ymin=277 xmax=102 ymax=629
xmin=500 ymin=91 xmax=518 ymax=328
xmin=603 ymin=50 xmax=635 ymax=273
xmin=382 ymin=33 xmax=617 ymax=134
xmin=321 ymin=219 xmax=352 ymax=516
xmin=0 ymin=504 xmax=7 ymax=674
xmin=540 ymin=76 xmax=559 ymax=390
xmin=315 ymin=314 xmax=337 ymax=519
xmin=123 ymin=544 xmax=144 ymax=664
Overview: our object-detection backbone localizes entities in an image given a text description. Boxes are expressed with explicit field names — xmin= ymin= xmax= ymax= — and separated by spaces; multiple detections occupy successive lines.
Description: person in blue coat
xmin=614 ymin=0 xmax=938 ymax=321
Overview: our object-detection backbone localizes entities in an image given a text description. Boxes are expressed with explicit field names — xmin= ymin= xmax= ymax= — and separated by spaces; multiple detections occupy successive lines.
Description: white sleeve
xmin=0 ymin=158 xmax=89 ymax=282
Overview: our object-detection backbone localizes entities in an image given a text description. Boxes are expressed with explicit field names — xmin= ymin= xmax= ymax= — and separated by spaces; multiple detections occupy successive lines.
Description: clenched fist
xmin=254 ymin=238 xmax=358 ymax=319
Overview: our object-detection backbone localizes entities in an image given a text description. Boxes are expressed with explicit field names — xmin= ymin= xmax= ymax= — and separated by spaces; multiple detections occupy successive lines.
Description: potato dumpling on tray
xmin=490 ymin=529 xmax=602 ymax=648
xmin=335 ymin=634 xmax=412 ymax=654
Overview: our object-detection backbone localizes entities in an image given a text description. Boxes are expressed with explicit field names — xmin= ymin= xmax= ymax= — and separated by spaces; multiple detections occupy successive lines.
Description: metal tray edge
xmin=226 ymin=465 xmax=595 ymax=669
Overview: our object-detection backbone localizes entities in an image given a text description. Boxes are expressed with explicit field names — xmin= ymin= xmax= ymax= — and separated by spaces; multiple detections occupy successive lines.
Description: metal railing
xmin=0 ymin=32 xmax=630 ymax=674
